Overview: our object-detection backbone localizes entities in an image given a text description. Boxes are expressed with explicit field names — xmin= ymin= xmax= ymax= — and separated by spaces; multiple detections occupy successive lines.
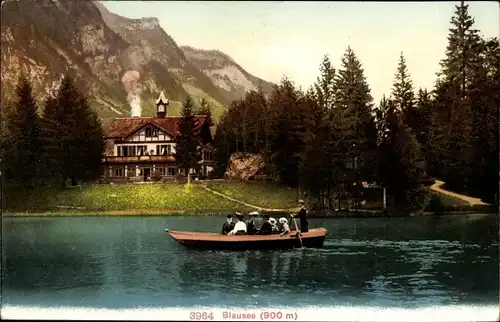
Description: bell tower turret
xmin=156 ymin=90 xmax=169 ymax=118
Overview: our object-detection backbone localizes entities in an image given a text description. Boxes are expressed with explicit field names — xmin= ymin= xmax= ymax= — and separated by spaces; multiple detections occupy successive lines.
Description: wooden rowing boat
xmin=167 ymin=228 xmax=327 ymax=250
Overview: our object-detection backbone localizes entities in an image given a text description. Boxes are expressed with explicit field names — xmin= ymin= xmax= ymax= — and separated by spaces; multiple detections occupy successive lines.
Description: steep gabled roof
xmin=156 ymin=91 xmax=169 ymax=105
xmin=105 ymin=116 xmax=208 ymax=140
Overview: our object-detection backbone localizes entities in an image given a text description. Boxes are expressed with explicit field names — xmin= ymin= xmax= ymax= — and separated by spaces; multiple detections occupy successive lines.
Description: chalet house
xmin=101 ymin=91 xmax=216 ymax=182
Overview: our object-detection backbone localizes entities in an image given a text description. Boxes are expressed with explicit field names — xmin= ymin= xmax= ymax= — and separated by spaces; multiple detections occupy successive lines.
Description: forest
xmin=211 ymin=2 xmax=499 ymax=213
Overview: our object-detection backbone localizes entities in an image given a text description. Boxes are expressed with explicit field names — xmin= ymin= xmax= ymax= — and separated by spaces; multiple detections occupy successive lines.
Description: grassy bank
xmin=3 ymin=181 xmax=495 ymax=217
xmin=3 ymin=183 xmax=254 ymax=215
xmin=204 ymin=181 xmax=299 ymax=209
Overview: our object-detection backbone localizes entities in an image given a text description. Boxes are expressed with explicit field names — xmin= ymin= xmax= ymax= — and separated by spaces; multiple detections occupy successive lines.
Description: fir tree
xmin=176 ymin=97 xmax=201 ymax=177
xmin=374 ymin=94 xmax=391 ymax=145
xmin=334 ymin=46 xmax=378 ymax=187
xmin=376 ymin=97 xmax=426 ymax=214
xmin=391 ymin=52 xmax=416 ymax=132
xmin=267 ymin=77 xmax=306 ymax=187
xmin=467 ymin=37 xmax=500 ymax=202
xmin=198 ymin=97 xmax=214 ymax=126
xmin=314 ymin=54 xmax=336 ymax=112
xmin=432 ymin=1 xmax=483 ymax=192
xmin=0 ymin=76 xmax=42 ymax=189
xmin=414 ymin=88 xmax=434 ymax=171
xmin=40 ymin=74 xmax=104 ymax=186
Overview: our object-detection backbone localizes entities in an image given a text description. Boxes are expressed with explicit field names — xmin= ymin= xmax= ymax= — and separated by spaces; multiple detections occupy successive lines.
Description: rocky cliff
xmin=181 ymin=46 xmax=274 ymax=100
xmin=0 ymin=0 xmax=274 ymax=124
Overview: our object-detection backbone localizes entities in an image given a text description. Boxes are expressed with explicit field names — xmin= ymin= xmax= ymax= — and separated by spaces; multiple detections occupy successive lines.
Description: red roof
xmin=105 ymin=116 xmax=208 ymax=139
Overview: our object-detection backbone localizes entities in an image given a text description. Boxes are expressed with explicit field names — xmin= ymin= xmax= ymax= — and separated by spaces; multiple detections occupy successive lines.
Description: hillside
xmin=0 ymin=0 xmax=274 ymax=125
xmin=181 ymin=46 xmax=275 ymax=100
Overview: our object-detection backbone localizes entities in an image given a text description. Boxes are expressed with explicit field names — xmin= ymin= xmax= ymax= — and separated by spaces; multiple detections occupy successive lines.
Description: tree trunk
xmin=71 ymin=176 xmax=77 ymax=186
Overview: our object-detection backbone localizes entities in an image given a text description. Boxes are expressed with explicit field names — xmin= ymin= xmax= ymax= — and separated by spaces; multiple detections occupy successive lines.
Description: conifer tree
xmin=414 ymin=88 xmax=434 ymax=171
xmin=40 ymin=74 xmax=104 ymax=186
xmin=177 ymin=97 xmax=201 ymax=177
xmin=334 ymin=46 xmax=378 ymax=187
xmin=198 ymin=97 xmax=214 ymax=126
xmin=391 ymin=52 xmax=417 ymax=132
xmin=267 ymin=77 xmax=306 ymax=187
xmin=467 ymin=37 xmax=500 ymax=202
xmin=0 ymin=76 xmax=42 ymax=189
xmin=314 ymin=54 xmax=336 ymax=112
xmin=376 ymin=97 xmax=426 ymax=214
xmin=432 ymin=1 xmax=483 ymax=192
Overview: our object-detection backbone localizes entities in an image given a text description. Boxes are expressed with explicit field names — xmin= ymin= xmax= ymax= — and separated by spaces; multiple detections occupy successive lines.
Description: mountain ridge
xmin=0 ymin=0 xmax=274 ymax=124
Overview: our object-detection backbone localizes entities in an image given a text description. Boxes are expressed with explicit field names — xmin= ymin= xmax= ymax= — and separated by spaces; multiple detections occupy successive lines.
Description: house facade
xmin=101 ymin=91 xmax=216 ymax=182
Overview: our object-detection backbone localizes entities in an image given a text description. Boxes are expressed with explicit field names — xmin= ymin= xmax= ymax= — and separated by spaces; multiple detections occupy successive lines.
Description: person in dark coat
xmin=258 ymin=214 xmax=273 ymax=235
xmin=246 ymin=211 xmax=259 ymax=235
xmin=221 ymin=214 xmax=235 ymax=235
xmin=294 ymin=199 xmax=309 ymax=233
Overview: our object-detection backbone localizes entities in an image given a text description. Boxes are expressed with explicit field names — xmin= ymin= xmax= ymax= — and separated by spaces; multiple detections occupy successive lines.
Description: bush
xmin=426 ymin=194 xmax=445 ymax=213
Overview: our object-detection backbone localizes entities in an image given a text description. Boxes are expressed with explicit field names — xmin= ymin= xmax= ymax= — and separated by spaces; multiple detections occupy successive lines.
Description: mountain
xmin=0 ymin=0 xmax=274 ymax=125
xmin=181 ymin=46 xmax=275 ymax=100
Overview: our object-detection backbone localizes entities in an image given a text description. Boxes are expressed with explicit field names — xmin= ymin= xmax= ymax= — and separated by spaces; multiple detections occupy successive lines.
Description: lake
xmin=2 ymin=214 xmax=498 ymax=321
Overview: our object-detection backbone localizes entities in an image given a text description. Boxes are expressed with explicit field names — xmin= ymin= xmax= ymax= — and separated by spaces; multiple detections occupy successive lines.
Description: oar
xmin=291 ymin=213 xmax=303 ymax=248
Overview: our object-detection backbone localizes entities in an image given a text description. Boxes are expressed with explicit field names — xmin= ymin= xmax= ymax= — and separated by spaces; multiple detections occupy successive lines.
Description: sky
xmin=101 ymin=1 xmax=499 ymax=103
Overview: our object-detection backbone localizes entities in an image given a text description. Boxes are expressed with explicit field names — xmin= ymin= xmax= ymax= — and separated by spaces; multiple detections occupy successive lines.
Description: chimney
xmin=156 ymin=90 xmax=169 ymax=118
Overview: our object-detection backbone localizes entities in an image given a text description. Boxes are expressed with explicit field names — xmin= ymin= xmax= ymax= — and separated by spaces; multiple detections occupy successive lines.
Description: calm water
xmin=1 ymin=214 xmax=498 ymax=316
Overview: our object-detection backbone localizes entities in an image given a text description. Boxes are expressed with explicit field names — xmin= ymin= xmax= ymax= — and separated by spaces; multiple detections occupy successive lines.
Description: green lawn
xmin=205 ymin=181 xmax=299 ymax=209
xmin=4 ymin=183 xmax=252 ymax=215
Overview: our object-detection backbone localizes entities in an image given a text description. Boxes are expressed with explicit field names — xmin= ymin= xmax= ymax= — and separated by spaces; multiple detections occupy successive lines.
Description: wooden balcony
xmin=102 ymin=155 xmax=176 ymax=164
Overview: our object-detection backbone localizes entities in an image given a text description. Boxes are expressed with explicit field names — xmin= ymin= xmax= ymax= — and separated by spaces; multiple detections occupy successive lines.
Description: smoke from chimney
xmin=121 ymin=70 xmax=142 ymax=117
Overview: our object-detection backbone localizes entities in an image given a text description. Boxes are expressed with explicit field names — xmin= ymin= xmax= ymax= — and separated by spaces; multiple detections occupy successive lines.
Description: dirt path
xmin=430 ymin=180 xmax=489 ymax=206
xmin=201 ymin=184 xmax=298 ymax=212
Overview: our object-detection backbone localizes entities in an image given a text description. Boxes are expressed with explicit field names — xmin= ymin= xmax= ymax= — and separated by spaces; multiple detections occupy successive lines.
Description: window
xmin=167 ymin=167 xmax=176 ymax=176
xmin=203 ymin=150 xmax=212 ymax=161
xmin=145 ymin=127 xmax=159 ymax=138
xmin=137 ymin=145 xmax=147 ymax=156
xmin=156 ymin=167 xmax=165 ymax=175
xmin=157 ymin=144 xmax=172 ymax=156
xmin=113 ymin=168 xmax=123 ymax=177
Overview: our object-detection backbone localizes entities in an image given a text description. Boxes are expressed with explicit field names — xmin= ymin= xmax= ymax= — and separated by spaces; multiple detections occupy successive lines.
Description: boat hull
xmin=167 ymin=228 xmax=327 ymax=250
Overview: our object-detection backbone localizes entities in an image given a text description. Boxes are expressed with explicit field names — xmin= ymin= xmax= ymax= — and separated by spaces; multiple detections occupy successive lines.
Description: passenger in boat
xmin=258 ymin=214 xmax=273 ymax=235
xmin=269 ymin=217 xmax=279 ymax=234
xmin=228 ymin=213 xmax=247 ymax=235
xmin=279 ymin=217 xmax=290 ymax=236
xmin=246 ymin=211 xmax=260 ymax=235
xmin=221 ymin=214 xmax=235 ymax=235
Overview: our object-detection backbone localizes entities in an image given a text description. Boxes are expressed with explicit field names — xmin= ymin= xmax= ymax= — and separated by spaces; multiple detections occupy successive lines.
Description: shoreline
xmin=2 ymin=209 xmax=496 ymax=218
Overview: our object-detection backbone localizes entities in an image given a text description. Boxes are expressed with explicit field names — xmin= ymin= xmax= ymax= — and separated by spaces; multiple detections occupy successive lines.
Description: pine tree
xmin=376 ymin=97 xmax=426 ymax=214
xmin=0 ymin=76 xmax=42 ymax=189
xmin=414 ymin=88 xmax=434 ymax=171
xmin=432 ymin=1 xmax=483 ymax=192
xmin=198 ymin=97 xmax=214 ymax=126
xmin=438 ymin=1 xmax=483 ymax=97
xmin=334 ymin=46 xmax=378 ymax=193
xmin=176 ymin=97 xmax=201 ymax=177
xmin=374 ymin=94 xmax=390 ymax=145
xmin=314 ymin=54 xmax=336 ymax=112
xmin=299 ymin=86 xmax=338 ymax=208
xmin=391 ymin=52 xmax=417 ymax=132
xmin=467 ymin=37 xmax=500 ymax=202
xmin=267 ymin=77 xmax=306 ymax=187
xmin=40 ymin=74 xmax=104 ymax=186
